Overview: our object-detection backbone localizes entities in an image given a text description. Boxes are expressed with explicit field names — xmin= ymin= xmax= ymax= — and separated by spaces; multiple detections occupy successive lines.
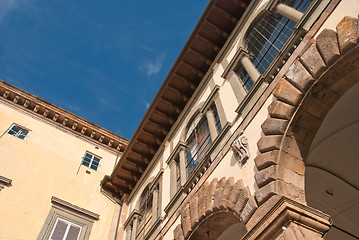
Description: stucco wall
xmin=0 ymin=102 xmax=118 ymax=240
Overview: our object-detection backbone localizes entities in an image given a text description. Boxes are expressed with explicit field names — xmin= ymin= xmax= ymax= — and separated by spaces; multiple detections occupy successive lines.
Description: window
xmin=237 ymin=0 xmax=312 ymax=92
xmin=185 ymin=114 xmax=212 ymax=177
xmin=81 ymin=152 xmax=101 ymax=171
xmin=50 ymin=218 xmax=81 ymax=240
xmin=38 ymin=197 xmax=99 ymax=240
xmin=7 ymin=123 xmax=30 ymax=139
xmin=210 ymin=103 xmax=222 ymax=134
xmin=137 ymin=188 xmax=153 ymax=240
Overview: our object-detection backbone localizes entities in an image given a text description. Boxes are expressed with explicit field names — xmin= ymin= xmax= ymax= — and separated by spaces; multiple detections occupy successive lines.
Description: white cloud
xmin=0 ymin=0 xmax=26 ymax=23
xmin=141 ymin=53 xmax=165 ymax=76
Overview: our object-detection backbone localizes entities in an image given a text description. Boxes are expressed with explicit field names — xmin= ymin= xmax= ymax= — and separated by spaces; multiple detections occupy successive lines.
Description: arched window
xmin=237 ymin=0 xmax=312 ymax=92
xmin=185 ymin=114 xmax=212 ymax=177
xmin=136 ymin=188 xmax=153 ymax=240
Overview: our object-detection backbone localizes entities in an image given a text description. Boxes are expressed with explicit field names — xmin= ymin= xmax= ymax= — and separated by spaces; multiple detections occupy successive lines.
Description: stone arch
xmin=173 ymin=177 xmax=256 ymax=240
xmin=254 ymin=15 xmax=359 ymax=206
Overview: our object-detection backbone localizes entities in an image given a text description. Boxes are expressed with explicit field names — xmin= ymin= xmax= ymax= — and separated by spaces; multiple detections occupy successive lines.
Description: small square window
xmin=81 ymin=152 xmax=101 ymax=171
xmin=7 ymin=124 xmax=30 ymax=140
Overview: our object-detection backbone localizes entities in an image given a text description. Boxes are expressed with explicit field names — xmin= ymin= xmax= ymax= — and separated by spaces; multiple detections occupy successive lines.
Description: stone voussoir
xmin=219 ymin=177 xmax=235 ymax=210
xmin=300 ymin=43 xmax=327 ymax=79
xmin=206 ymin=178 xmax=218 ymax=215
xmin=274 ymin=79 xmax=303 ymax=106
xmin=261 ymin=118 xmax=289 ymax=135
xmin=254 ymin=150 xmax=280 ymax=170
xmin=316 ymin=28 xmax=340 ymax=66
xmin=285 ymin=59 xmax=314 ymax=92
xmin=268 ymin=99 xmax=295 ymax=120
xmin=181 ymin=203 xmax=192 ymax=238
xmin=213 ymin=177 xmax=227 ymax=211
xmin=257 ymin=135 xmax=283 ymax=153
xmin=336 ymin=16 xmax=358 ymax=54
xmin=240 ymin=196 xmax=258 ymax=224
xmin=198 ymin=182 xmax=209 ymax=221
xmin=227 ymin=180 xmax=245 ymax=211
xmin=189 ymin=193 xmax=199 ymax=230
xmin=174 ymin=224 xmax=185 ymax=240
xmin=255 ymin=165 xmax=277 ymax=188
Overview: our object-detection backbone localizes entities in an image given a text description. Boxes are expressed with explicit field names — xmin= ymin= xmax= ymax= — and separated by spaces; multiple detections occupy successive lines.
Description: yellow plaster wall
xmin=0 ymin=102 xmax=118 ymax=240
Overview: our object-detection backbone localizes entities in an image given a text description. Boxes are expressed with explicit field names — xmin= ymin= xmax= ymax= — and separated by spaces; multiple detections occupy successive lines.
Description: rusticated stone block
xmin=255 ymin=150 xmax=305 ymax=175
xmin=254 ymin=150 xmax=279 ymax=170
xmin=274 ymin=79 xmax=303 ymax=106
xmin=268 ymin=100 xmax=295 ymax=120
xmin=206 ymin=178 xmax=218 ymax=215
xmin=316 ymin=29 xmax=340 ymax=66
xmin=213 ymin=177 xmax=226 ymax=211
xmin=219 ymin=177 xmax=234 ymax=209
xmin=300 ymin=43 xmax=327 ymax=78
xmin=285 ymin=60 xmax=314 ymax=92
xmin=255 ymin=165 xmax=277 ymax=188
xmin=189 ymin=193 xmax=199 ymax=229
xmin=227 ymin=180 xmax=244 ymax=211
xmin=255 ymin=180 xmax=305 ymax=205
xmin=181 ymin=203 xmax=192 ymax=238
xmin=261 ymin=118 xmax=289 ymax=135
xmin=198 ymin=182 xmax=208 ymax=221
xmin=336 ymin=16 xmax=358 ymax=54
xmin=174 ymin=224 xmax=184 ymax=240
xmin=234 ymin=187 xmax=250 ymax=215
xmin=257 ymin=135 xmax=282 ymax=153
xmin=239 ymin=196 xmax=258 ymax=223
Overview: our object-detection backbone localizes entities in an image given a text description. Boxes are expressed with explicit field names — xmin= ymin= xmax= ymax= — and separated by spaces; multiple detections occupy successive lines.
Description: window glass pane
xmin=65 ymin=225 xmax=81 ymax=240
xmin=185 ymin=116 xmax=211 ymax=177
xmin=82 ymin=152 xmax=101 ymax=170
xmin=7 ymin=124 xmax=30 ymax=139
xmin=51 ymin=219 xmax=68 ymax=240
xmin=237 ymin=0 xmax=312 ymax=92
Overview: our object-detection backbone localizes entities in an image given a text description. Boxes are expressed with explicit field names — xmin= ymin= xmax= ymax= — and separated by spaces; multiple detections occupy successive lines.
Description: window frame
xmin=81 ymin=152 xmax=101 ymax=171
xmin=185 ymin=114 xmax=212 ymax=178
xmin=6 ymin=123 xmax=30 ymax=140
xmin=37 ymin=197 xmax=99 ymax=240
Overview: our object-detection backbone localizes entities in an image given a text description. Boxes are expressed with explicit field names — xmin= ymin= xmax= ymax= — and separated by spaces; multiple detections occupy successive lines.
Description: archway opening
xmin=305 ymin=82 xmax=359 ymax=239
xmin=188 ymin=212 xmax=246 ymax=240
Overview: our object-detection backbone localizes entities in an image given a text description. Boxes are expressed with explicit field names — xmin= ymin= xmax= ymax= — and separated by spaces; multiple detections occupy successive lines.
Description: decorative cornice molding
xmin=51 ymin=196 xmax=100 ymax=220
xmin=0 ymin=80 xmax=129 ymax=154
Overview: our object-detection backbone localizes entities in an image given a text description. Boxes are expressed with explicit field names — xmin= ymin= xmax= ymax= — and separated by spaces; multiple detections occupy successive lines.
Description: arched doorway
xmin=306 ymin=82 xmax=359 ymax=239
xmin=173 ymin=177 xmax=251 ymax=240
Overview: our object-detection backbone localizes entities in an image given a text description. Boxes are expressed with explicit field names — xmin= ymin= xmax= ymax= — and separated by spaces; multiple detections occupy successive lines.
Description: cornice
xmin=0 ymin=80 xmax=129 ymax=154
xmin=105 ymin=0 xmax=253 ymax=199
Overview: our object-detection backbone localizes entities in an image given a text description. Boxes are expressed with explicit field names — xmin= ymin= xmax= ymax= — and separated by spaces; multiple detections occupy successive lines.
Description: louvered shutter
xmin=65 ymin=224 xmax=81 ymax=240
xmin=50 ymin=219 xmax=68 ymax=240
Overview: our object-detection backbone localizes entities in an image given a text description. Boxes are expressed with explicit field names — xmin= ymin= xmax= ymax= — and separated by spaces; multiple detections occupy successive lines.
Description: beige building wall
xmin=0 ymin=101 xmax=120 ymax=240
xmin=120 ymin=0 xmax=359 ymax=239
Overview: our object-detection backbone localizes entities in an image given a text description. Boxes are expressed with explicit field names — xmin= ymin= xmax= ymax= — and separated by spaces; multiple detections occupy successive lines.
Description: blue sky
xmin=0 ymin=0 xmax=208 ymax=139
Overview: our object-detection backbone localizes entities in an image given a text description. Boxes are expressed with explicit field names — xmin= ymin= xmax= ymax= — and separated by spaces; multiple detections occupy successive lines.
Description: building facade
xmin=0 ymin=80 xmax=129 ymax=240
xmin=1 ymin=0 xmax=358 ymax=239
xmin=102 ymin=0 xmax=359 ymax=240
